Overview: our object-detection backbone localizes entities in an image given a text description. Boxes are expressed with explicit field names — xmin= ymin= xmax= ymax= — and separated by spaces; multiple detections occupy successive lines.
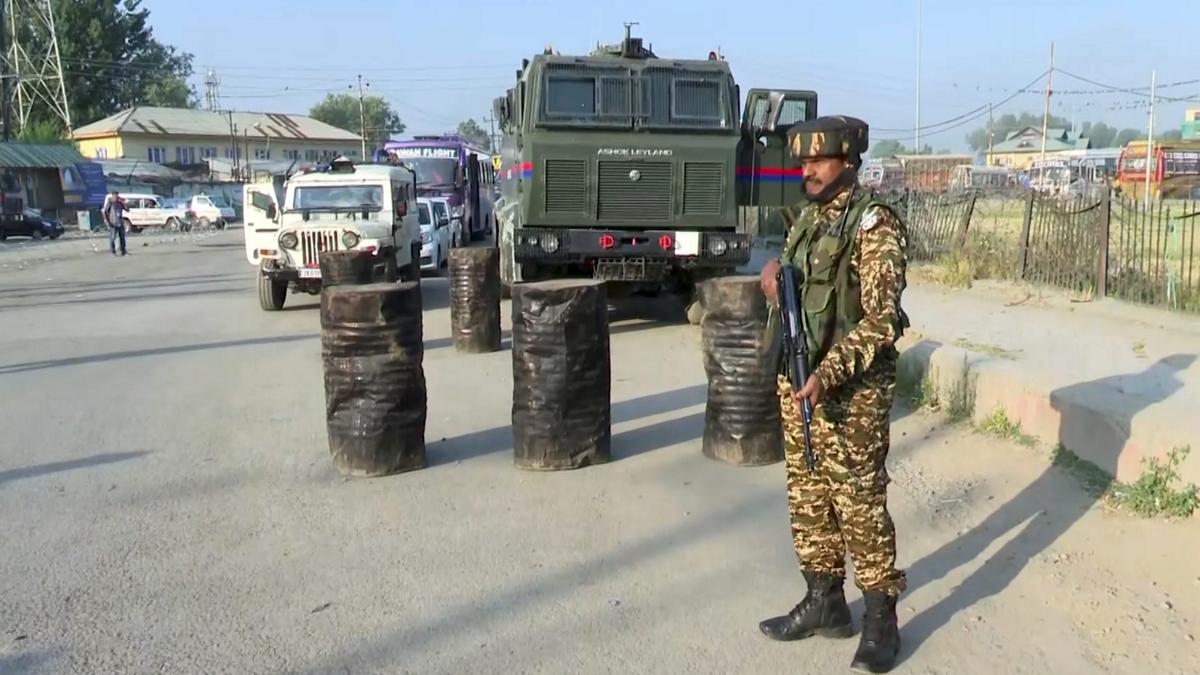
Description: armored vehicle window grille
xmin=597 ymin=161 xmax=672 ymax=221
xmin=640 ymin=67 xmax=732 ymax=131
xmin=544 ymin=159 xmax=588 ymax=213
xmin=683 ymin=162 xmax=724 ymax=215
xmin=541 ymin=64 xmax=634 ymax=127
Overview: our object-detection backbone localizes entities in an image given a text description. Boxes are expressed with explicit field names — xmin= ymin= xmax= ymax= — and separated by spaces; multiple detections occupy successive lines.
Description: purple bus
xmin=376 ymin=135 xmax=496 ymax=241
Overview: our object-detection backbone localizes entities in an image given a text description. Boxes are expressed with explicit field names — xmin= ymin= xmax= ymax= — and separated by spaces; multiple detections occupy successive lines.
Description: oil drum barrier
xmin=318 ymin=249 xmax=377 ymax=287
xmin=448 ymin=247 xmax=502 ymax=353
xmin=510 ymin=279 xmax=611 ymax=470
xmin=698 ymin=275 xmax=783 ymax=466
xmin=320 ymin=281 xmax=426 ymax=476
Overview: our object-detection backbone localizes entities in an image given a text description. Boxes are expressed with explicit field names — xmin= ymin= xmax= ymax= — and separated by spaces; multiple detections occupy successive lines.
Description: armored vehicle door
xmin=737 ymin=88 xmax=818 ymax=207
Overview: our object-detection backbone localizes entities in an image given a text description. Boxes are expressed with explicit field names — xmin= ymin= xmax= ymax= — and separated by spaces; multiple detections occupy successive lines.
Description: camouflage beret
xmin=787 ymin=115 xmax=869 ymax=160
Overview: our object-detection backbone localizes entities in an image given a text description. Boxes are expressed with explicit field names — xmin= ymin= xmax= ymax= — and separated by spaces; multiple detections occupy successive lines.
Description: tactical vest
xmin=778 ymin=188 xmax=909 ymax=372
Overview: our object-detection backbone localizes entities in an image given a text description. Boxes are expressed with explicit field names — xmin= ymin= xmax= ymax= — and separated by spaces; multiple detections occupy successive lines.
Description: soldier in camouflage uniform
xmin=757 ymin=116 xmax=909 ymax=674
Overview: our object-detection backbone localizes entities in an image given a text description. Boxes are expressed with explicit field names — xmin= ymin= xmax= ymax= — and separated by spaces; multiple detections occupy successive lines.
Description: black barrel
xmin=320 ymin=281 xmax=426 ymax=476
xmin=319 ymin=249 xmax=376 ymax=287
xmin=449 ymin=247 xmax=502 ymax=353
xmin=698 ymin=275 xmax=783 ymax=466
xmin=511 ymin=279 xmax=611 ymax=470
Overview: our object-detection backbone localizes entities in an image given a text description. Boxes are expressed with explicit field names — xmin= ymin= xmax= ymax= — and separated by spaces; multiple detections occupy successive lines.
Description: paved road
xmin=1 ymin=231 xmax=1195 ymax=674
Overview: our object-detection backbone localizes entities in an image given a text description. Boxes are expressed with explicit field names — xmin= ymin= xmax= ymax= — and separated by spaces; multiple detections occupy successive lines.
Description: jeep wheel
xmin=382 ymin=254 xmax=398 ymax=283
xmin=258 ymin=273 xmax=287 ymax=311
xmin=198 ymin=216 xmax=211 ymax=230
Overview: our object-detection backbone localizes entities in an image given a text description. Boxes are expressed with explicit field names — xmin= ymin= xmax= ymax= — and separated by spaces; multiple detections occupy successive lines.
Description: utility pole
xmin=482 ymin=114 xmax=499 ymax=153
xmin=915 ymin=0 xmax=922 ymax=152
xmin=1039 ymin=41 xmax=1054 ymax=165
xmin=0 ymin=0 xmax=9 ymax=141
xmin=1144 ymin=68 xmax=1156 ymax=211
xmin=986 ymin=102 xmax=994 ymax=164
xmin=227 ymin=111 xmax=239 ymax=179
xmin=354 ymin=74 xmax=368 ymax=160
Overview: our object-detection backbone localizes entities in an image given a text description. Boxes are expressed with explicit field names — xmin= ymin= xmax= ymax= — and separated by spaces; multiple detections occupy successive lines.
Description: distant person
xmin=102 ymin=191 xmax=127 ymax=256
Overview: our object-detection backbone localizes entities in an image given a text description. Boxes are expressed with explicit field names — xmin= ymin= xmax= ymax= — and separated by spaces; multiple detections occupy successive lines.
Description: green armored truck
xmin=491 ymin=28 xmax=819 ymax=310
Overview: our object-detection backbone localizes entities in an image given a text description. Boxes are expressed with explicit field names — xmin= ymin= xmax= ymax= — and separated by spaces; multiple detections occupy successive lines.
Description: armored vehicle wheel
xmin=258 ymin=273 xmax=287 ymax=311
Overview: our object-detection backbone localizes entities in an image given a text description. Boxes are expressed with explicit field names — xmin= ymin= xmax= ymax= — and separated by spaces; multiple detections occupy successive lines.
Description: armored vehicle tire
xmin=258 ymin=273 xmax=287 ymax=311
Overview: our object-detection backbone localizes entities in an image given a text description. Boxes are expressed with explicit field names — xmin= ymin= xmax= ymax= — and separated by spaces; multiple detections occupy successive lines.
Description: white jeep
xmin=242 ymin=159 xmax=421 ymax=311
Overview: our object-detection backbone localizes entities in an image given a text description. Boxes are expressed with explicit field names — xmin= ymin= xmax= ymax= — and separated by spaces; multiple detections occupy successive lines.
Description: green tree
xmin=871 ymin=139 xmax=907 ymax=157
xmin=17 ymin=0 xmax=198 ymax=138
xmin=456 ymin=118 xmax=492 ymax=151
xmin=1157 ymin=128 xmax=1184 ymax=142
xmin=309 ymin=94 xmax=405 ymax=153
xmin=1114 ymin=128 xmax=1141 ymax=147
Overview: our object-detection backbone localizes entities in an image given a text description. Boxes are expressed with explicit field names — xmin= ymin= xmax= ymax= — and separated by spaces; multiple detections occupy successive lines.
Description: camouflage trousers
xmin=776 ymin=365 xmax=907 ymax=595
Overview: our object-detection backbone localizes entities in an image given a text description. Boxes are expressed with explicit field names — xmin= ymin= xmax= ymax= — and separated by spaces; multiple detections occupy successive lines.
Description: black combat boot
xmin=850 ymin=591 xmax=901 ymax=673
xmin=758 ymin=571 xmax=853 ymax=641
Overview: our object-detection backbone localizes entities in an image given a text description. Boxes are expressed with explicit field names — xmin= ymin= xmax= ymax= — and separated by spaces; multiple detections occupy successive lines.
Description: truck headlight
xmin=279 ymin=232 xmax=298 ymax=249
xmin=341 ymin=231 xmax=360 ymax=248
xmin=540 ymin=233 xmax=560 ymax=253
xmin=708 ymin=237 xmax=728 ymax=256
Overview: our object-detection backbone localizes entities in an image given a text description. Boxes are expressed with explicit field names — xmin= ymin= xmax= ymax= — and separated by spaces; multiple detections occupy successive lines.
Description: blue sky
xmin=145 ymin=0 xmax=1198 ymax=152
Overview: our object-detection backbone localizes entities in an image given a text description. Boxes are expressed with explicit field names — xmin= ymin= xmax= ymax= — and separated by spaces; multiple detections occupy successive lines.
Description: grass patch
xmin=897 ymin=368 xmax=940 ymax=410
xmin=1052 ymin=444 xmax=1199 ymax=519
xmin=1109 ymin=446 xmax=1199 ymax=519
xmin=1051 ymin=444 xmax=1115 ymax=498
xmin=944 ymin=367 xmax=977 ymax=424
xmin=954 ymin=338 xmax=1022 ymax=360
xmin=978 ymin=407 xmax=1038 ymax=446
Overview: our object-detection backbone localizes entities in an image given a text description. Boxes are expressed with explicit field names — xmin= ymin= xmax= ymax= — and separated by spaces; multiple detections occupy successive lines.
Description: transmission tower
xmin=4 ymin=0 xmax=72 ymax=135
xmin=203 ymin=68 xmax=221 ymax=111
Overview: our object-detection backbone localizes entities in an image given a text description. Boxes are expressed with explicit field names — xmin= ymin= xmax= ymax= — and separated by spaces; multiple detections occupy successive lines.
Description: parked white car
xmin=183 ymin=194 xmax=235 ymax=229
xmin=428 ymin=196 xmax=464 ymax=249
xmin=418 ymin=197 xmax=451 ymax=275
xmin=118 ymin=193 xmax=189 ymax=233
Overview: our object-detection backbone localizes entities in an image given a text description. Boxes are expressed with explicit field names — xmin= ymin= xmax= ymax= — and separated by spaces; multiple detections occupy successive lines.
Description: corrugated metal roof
xmin=73 ymin=106 xmax=362 ymax=142
xmin=0 ymin=142 xmax=87 ymax=168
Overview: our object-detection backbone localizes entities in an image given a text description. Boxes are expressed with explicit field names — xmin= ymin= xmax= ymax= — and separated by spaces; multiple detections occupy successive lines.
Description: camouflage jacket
xmin=777 ymin=184 xmax=909 ymax=393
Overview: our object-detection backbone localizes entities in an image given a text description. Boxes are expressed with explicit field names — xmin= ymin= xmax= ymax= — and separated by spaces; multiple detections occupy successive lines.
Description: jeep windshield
xmin=537 ymin=64 xmax=734 ymax=132
xmin=288 ymin=185 xmax=384 ymax=216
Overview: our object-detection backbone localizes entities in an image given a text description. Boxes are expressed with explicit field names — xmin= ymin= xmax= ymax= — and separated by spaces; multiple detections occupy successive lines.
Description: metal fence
xmin=747 ymin=182 xmax=1200 ymax=314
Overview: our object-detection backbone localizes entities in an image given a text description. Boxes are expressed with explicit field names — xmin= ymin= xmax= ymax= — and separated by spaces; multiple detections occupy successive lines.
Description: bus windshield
xmin=403 ymin=157 xmax=458 ymax=188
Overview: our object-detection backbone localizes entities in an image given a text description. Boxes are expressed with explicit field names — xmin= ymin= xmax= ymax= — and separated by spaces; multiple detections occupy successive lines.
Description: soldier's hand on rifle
xmin=760 ymin=258 xmax=782 ymax=305
xmin=792 ymin=374 xmax=824 ymax=408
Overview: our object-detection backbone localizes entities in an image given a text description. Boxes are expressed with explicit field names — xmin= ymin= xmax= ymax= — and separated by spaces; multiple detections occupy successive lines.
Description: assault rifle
xmin=776 ymin=263 xmax=816 ymax=472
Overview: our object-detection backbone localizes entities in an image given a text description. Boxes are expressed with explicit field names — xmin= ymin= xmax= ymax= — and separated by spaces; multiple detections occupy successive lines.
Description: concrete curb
xmin=897 ymin=336 xmax=1200 ymax=486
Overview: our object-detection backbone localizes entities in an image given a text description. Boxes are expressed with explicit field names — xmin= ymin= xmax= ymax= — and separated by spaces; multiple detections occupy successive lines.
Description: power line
xmin=873 ymin=70 xmax=1049 ymax=140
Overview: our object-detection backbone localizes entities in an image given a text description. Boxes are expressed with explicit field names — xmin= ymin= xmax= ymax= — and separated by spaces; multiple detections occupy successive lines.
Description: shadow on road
xmin=0 ymin=282 xmax=249 ymax=310
xmin=430 ymin=383 xmax=708 ymax=466
xmin=0 ymin=334 xmax=317 ymax=376
xmin=289 ymin=480 xmax=779 ymax=675
xmin=896 ymin=353 xmax=1196 ymax=663
xmin=0 ymin=272 xmax=243 ymax=298
xmin=0 ymin=451 xmax=148 ymax=486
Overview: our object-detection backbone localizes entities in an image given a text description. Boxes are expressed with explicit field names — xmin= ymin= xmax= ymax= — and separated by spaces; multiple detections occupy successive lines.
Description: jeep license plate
xmin=299 ymin=268 xmax=321 ymax=279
